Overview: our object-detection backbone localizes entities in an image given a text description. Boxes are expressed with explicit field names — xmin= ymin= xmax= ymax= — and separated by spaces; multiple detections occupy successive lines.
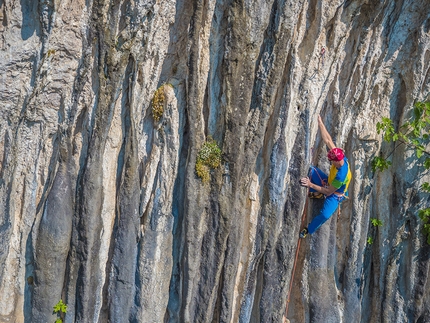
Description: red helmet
xmin=327 ymin=148 xmax=344 ymax=161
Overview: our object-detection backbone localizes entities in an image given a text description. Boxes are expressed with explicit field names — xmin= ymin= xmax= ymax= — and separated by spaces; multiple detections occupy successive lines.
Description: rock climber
xmin=299 ymin=115 xmax=352 ymax=238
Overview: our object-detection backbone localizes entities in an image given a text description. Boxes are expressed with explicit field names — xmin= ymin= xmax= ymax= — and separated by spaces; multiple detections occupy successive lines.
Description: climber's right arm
xmin=318 ymin=115 xmax=335 ymax=150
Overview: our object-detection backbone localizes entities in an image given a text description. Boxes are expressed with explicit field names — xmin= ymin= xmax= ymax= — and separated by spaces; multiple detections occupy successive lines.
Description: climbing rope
xmin=284 ymin=188 xmax=309 ymax=321
xmin=310 ymin=165 xmax=327 ymax=187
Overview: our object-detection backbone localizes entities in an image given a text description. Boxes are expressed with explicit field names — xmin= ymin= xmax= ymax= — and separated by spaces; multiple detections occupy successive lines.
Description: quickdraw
xmin=320 ymin=47 xmax=326 ymax=68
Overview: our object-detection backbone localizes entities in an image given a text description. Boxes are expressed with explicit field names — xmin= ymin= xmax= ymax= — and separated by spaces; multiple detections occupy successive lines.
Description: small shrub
xmin=367 ymin=237 xmax=374 ymax=245
xmin=53 ymin=299 xmax=67 ymax=323
xmin=151 ymin=84 xmax=172 ymax=122
xmin=195 ymin=137 xmax=222 ymax=183
xmin=195 ymin=161 xmax=210 ymax=183
xmin=47 ymin=49 xmax=56 ymax=57
xmin=370 ymin=218 xmax=383 ymax=227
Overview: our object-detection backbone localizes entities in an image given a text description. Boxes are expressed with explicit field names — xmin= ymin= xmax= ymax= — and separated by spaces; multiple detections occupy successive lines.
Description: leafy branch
xmin=372 ymin=156 xmax=392 ymax=172
xmin=373 ymin=100 xmax=430 ymax=243
xmin=376 ymin=101 xmax=430 ymax=166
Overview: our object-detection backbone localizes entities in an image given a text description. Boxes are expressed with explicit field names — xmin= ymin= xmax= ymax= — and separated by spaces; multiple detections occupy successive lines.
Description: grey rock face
xmin=0 ymin=0 xmax=429 ymax=322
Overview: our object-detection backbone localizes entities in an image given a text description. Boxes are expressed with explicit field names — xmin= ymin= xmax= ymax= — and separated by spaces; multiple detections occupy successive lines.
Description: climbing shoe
xmin=308 ymin=192 xmax=324 ymax=199
xmin=299 ymin=228 xmax=308 ymax=239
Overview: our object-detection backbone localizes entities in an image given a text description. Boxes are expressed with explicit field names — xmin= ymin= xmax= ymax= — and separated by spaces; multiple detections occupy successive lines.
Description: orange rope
xmin=284 ymin=190 xmax=309 ymax=319
xmin=310 ymin=165 xmax=327 ymax=187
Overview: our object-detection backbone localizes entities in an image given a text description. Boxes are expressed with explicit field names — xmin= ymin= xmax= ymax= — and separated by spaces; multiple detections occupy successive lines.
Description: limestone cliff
xmin=1 ymin=0 xmax=430 ymax=322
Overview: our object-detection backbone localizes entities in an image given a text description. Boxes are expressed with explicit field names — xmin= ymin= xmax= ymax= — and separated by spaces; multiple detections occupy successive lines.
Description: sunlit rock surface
xmin=1 ymin=0 xmax=430 ymax=322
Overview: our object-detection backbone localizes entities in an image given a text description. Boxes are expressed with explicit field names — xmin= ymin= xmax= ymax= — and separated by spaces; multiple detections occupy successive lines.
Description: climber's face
xmin=330 ymin=159 xmax=343 ymax=168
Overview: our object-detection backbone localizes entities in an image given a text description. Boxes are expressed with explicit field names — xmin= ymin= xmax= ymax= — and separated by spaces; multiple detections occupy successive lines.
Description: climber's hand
xmin=300 ymin=177 xmax=310 ymax=187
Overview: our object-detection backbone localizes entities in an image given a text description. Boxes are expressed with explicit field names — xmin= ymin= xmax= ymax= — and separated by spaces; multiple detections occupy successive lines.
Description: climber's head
xmin=327 ymin=148 xmax=344 ymax=162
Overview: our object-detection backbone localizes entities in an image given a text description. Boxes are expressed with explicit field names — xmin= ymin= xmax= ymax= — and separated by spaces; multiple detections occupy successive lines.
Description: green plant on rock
xmin=47 ymin=49 xmax=56 ymax=57
xmin=375 ymin=101 xmax=430 ymax=165
xmin=195 ymin=137 xmax=222 ymax=183
xmin=421 ymin=182 xmax=430 ymax=193
xmin=367 ymin=218 xmax=382 ymax=246
xmin=151 ymin=84 xmax=173 ymax=123
xmin=418 ymin=208 xmax=430 ymax=244
xmin=370 ymin=218 xmax=383 ymax=227
xmin=53 ymin=299 xmax=67 ymax=323
xmin=372 ymin=156 xmax=392 ymax=172
xmin=373 ymin=100 xmax=430 ymax=243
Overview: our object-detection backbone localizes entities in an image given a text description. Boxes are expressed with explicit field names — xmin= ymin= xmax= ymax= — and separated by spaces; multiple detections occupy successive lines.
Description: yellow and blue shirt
xmin=328 ymin=157 xmax=352 ymax=194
